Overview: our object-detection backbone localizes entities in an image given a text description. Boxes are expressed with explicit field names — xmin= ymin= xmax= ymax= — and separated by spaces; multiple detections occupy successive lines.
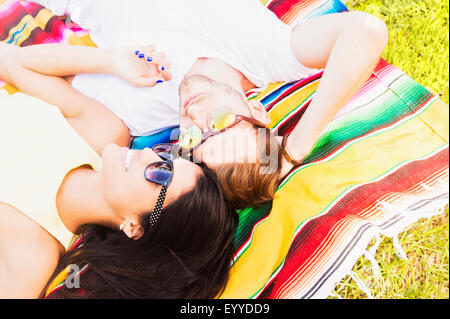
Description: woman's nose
xmin=142 ymin=147 xmax=161 ymax=162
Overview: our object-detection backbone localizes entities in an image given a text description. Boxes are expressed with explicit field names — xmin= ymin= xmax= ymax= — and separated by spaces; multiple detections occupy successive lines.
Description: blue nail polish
xmin=135 ymin=50 xmax=140 ymax=55
xmin=138 ymin=53 xmax=145 ymax=58
xmin=147 ymin=57 xmax=153 ymax=62
xmin=156 ymin=80 xmax=164 ymax=84
xmin=161 ymin=66 xmax=165 ymax=71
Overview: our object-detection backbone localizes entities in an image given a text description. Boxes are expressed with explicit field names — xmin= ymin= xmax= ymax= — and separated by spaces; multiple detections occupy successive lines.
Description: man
xmin=31 ymin=0 xmax=388 ymax=207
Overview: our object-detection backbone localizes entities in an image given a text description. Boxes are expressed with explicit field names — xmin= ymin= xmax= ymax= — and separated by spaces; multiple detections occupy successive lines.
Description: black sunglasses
xmin=144 ymin=145 xmax=177 ymax=228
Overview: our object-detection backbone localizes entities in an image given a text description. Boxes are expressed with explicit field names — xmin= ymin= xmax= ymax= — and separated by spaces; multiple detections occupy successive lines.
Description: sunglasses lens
xmin=179 ymin=126 xmax=203 ymax=149
xmin=145 ymin=162 xmax=173 ymax=186
xmin=209 ymin=106 xmax=236 ymax=132
xmin=153 ymin=144 xmax=176 ymax=160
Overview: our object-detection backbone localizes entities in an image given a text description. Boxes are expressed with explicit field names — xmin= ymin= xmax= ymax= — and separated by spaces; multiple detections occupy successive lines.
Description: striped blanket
xmin=1 ymin=0 xmax=448 ymax=299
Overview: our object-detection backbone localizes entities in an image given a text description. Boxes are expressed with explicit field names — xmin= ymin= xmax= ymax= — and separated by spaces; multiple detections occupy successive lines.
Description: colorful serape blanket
xmin=1 ymin=0 xmax=448 ymax=299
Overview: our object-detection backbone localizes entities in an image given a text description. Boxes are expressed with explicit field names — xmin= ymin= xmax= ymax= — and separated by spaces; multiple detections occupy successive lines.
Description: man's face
xmin=178 ymin=74 xmax=270 ymax=167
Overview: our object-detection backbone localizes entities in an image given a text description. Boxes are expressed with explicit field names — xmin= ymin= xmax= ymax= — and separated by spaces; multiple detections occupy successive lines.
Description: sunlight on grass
xmin=347 ymin=0 xmax=449 ymax=104
xmin=331 ymin=0 xmax=449 ymax=299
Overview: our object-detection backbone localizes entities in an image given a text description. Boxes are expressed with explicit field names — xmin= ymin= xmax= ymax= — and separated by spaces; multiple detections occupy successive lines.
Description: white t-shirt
xmin=33 ymin=0 xmax=317 ymax=136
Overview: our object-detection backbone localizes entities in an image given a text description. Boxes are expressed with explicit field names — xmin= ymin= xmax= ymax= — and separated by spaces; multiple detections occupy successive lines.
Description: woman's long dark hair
xmin=42 ymin=165 xmax=238 ymax=299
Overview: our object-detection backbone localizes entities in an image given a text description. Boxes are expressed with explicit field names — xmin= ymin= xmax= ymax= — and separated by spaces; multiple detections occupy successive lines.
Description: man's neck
xmin=186 ymin=57 xmax=256 ymax=93
xmin=56 ymin=166 xmax=118 ymax=233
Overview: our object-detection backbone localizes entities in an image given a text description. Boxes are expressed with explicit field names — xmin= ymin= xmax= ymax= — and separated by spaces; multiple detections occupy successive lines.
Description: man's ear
xmin=122 ymin=219 xmax=144 ymax=240
xmin=247 ymin=100 xmax=271 ymax=126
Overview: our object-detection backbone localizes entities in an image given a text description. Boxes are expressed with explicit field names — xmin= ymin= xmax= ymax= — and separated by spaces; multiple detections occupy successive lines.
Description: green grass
xmin=329 ymin=0 xmax=449 ymax=299
xmin=333 ymin=210 xmax=449 ymax=299
xmin=347 ymin=0 xmax=449 ymax=105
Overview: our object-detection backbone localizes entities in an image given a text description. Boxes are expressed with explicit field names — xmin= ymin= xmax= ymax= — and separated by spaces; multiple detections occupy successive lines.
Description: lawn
xmin=331 ymin=0 xmax=449 ymax=299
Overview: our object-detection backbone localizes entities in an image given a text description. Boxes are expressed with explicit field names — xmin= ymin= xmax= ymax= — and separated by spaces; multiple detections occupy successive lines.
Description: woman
xmin=0 ymin=43 xmax=238 ymax=298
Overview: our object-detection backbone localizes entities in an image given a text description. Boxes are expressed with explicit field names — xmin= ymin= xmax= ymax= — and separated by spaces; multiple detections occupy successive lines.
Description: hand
xmin=111 ymin=45 xmax=172 ymax=87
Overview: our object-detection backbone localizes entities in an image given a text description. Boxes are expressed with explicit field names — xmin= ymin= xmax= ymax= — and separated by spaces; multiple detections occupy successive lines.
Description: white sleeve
xmin=31 ymin=0 xmax=69 ymax=16
xmin=32 ymin=0 xmax=102 ymax=32
xmin=31 ymin=0 xmax=126 ymax=47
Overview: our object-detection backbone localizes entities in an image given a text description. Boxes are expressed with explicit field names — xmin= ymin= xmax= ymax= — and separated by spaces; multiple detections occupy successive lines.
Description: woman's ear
xmin=247 ymin=100 xmax=271 ymax=126
xmin=122 ymin=219 xmax=144 ymax=240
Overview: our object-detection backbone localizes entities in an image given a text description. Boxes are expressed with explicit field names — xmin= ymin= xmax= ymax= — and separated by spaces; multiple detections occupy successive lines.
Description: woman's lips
xmin=183 ymin=92 xmax=208 ymax=111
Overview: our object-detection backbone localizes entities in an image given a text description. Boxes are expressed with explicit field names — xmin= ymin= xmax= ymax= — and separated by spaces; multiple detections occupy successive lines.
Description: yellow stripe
xmin=2 ymin=15 xmax=32 ymax=44
xmin=268 ymin=80 xmax=319 ymax=128
xmin=45 ymin=266 xmax=70 ymax=297
xmin=14 ymin=17 xmax=42 ymax=47
xmin=34 ymin=8 xmax=55 ymax=30
xmin=220 ymin=99 xmax=448 ymax=298
xmin=0 ymin=84 xmax=19 ymax=95
xmin=417 ymin=99 xmax=449 ymax=142
xmin=68 ymin=34 xmax=97 ymax=47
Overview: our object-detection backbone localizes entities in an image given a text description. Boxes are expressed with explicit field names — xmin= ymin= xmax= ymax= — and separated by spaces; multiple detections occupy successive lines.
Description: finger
xmin=139 ymin=47 xmax=157 ymax=59
xmin=144 ymin=51 xmax=167 ymax=66
xmin=159 ymin=59 xmax=171 ymax=70
xmin=131 ymin=76 xmax=162 ymax=87
xmin=145 ymin=54 xmax=172 ymax=80
xmin=158 ymin=65 xmax=172 ymax=81
xmin=135 ymin=45 xmax=155 ymax=56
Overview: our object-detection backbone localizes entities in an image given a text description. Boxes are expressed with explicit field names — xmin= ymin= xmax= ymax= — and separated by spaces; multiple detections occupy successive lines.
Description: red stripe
xmin=268 ymin=0 xmax=315 ymax=20
xmin=265 ymin=71 xmax=322 ymax=112
xmin=0 ymin=3 xmax=26 ymax=40
xmin=261 ymin=147 xmax=449 ymax=298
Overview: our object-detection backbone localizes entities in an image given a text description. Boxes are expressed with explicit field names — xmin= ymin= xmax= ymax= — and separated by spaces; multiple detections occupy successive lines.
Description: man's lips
xmin=183 ymin=92 xmax=208 ymax=110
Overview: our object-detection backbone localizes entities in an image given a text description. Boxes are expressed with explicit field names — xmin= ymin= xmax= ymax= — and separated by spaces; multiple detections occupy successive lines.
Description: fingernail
xmin=156 ymin=80 xmax=164 ymax=84
xmin=138 ymin=53 xmax=145 ymax=58
xmin=135 ymin=50 xmax=140 ymax=55
xmin=147 ymin=57 xmax=153 ymax=62
xmin=160 ymin=66 xmax=165 ymax=71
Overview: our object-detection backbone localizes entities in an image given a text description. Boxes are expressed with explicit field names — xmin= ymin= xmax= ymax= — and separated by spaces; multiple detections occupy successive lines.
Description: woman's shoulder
xmin=0 ymin=202 xmax=64 ymax=298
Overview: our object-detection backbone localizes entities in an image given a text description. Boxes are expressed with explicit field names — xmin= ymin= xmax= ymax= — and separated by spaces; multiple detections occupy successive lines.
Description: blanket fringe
xmin=330 ymin=177 xmax=448 ymax=299
xmin=364 ymin=247 xmax=382 ymax=278
xmin=349 ymin=271 xmax=374 ymax=299
xmin=392 ymin=235 xmax=408 ymax=261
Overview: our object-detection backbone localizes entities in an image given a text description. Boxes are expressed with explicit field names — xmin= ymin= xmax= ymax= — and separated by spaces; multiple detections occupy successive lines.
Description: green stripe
xmin=278 ymin=95 xmax=436 ymax=189
xmin=301 ymin=77 xmax=433 ymax=164
xmin=233 ymin=203 xmax=272 ymax=249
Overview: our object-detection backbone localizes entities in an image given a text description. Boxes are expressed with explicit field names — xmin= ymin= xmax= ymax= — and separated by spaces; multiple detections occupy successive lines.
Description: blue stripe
xmin=7 ymin=20 xmax=30 ymax=44
xmin=260 ymin=83 xmax=295 ymax=106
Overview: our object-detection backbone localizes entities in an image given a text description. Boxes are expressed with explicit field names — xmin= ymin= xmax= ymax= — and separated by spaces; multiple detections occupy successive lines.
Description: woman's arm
xmin=285 ymin=11 xmax=388 ymax=164
xmin=0 ymin=43 xmax=170 ymax=153
xmin=0 ymin=44 xmax=131 ymax=153
xmin=0 ymin=43 xmax=171 ymax=90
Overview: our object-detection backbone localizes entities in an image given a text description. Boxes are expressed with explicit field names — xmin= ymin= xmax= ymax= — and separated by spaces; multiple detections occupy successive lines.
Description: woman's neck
xmin=56 ymin=166 xmax=119 ymax=233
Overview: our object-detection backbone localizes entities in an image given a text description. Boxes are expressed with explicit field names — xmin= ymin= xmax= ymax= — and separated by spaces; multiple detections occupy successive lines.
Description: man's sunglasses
xmin=179 ymin=106 xmax=266 ymax=152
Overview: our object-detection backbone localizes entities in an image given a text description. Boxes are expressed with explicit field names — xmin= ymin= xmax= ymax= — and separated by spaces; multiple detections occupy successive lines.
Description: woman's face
xmin=100 ymin=144 xmax=202 ymax=237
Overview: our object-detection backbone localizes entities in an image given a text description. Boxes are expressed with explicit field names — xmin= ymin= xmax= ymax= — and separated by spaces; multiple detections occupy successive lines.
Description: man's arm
xmin=286 ymin=11 xmax=388 ymax=161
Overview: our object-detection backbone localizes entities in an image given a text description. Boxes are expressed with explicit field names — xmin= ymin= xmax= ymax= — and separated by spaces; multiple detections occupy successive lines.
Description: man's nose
xmin=188 ymin=106 xmax=210 ymax=133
